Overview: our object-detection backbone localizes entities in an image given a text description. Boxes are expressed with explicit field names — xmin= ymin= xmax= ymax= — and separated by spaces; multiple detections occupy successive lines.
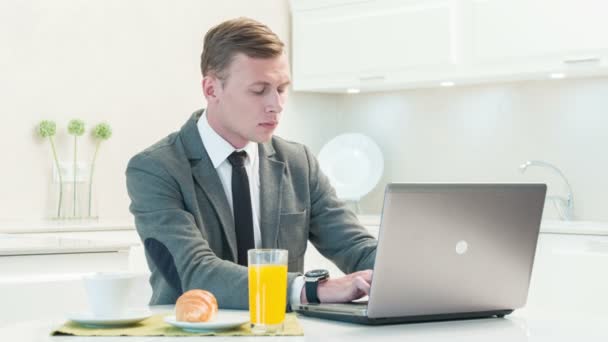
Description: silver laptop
xmin=295 ymin=183 xmax=547 ymax=325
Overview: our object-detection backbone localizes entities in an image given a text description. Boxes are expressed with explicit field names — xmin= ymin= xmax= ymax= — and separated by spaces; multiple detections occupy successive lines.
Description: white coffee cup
xmin=83 ymin=272 xmax=136 ymax=317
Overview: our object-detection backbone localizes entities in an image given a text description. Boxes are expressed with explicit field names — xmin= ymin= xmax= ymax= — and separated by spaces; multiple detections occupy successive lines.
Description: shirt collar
xmin=197 ymin=110 xmax=258 ymax=168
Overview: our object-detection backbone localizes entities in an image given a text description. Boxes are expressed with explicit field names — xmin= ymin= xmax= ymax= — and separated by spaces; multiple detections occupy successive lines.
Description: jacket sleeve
xmin=304 ymin=146 xmax=378 ymax=273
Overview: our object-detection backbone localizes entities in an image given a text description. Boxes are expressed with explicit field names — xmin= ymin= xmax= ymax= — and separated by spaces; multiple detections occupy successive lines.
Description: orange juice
xmin=248 ymin=264 xmax=288 ymax=325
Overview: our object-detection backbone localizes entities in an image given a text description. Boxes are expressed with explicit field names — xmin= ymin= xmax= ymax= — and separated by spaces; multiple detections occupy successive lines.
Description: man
xmin=126 ymin=17 xmax=377 ymax=310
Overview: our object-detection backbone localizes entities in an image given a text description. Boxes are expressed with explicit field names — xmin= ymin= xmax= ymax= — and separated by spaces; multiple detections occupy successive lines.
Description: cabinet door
xmin=527 ymin=234 xmax=608 ymax=316
xmin=470 ymin=0 xmax=608 ymax=66
xmin=292 ymin=0 xmax=456 ymax=91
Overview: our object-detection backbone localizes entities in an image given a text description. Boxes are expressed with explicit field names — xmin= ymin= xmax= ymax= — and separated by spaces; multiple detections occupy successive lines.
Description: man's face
xmin=204 ymin=53 xmax=291 ymax=149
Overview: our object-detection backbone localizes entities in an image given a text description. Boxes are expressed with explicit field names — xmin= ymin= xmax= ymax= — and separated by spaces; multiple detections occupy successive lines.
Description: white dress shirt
xmin=197 ymin=111 xmax=304 ymax=307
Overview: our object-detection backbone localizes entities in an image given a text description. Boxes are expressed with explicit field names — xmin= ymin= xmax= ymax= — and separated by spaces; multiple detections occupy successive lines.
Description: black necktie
xmin=227 ymin=151 xmax=255 ymax=266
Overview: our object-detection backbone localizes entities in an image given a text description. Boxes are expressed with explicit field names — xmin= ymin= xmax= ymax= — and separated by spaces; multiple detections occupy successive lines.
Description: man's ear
xmin=202 ymin=75 xmax=220 ymax=102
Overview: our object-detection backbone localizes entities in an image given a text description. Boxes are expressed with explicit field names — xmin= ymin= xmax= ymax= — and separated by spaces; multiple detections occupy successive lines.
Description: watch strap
xmin=305 ymin=278 xmax=321 ymax=304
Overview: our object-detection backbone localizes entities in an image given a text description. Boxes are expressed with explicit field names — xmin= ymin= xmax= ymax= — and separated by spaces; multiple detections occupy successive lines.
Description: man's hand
xmin=301 ymin=270 xmax=373 ymax=304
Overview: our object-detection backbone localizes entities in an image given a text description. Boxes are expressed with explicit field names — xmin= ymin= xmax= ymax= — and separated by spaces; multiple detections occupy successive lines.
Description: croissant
xmin=175 ymin=289 xmax=219 ymax=322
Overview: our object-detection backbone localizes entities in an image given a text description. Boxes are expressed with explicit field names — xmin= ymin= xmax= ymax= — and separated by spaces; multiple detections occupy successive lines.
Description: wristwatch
xmin=304 ymin=269 xmax=329 ymax=304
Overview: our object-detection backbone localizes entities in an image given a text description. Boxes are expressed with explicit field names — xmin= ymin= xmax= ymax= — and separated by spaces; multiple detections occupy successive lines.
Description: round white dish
xmin=318 ymin=133 xmax=384 ymax=200
xmin=164 ymin=311 xmax=250 ymax=332
xmin=66 ymin=309 xmax=152 ymax=327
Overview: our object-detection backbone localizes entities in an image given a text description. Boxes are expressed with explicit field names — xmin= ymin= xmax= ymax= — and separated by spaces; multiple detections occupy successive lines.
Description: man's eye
xmin=252 ymin=88 xmax=265 ymax=95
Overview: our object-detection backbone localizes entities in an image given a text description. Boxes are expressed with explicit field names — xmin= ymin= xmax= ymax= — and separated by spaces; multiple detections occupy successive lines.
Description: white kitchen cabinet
xmin=526 ymin=233 xmax=608 ymax=316
xmin=290 ymin=0 xmax=608 ymax=92
xmin=291 ymin=0 xmax=460 ymax=92
xmin=17 ymin=230 xmax=149 ymax=273
xmin=0 ymin=229 xmax=151 ymax=325
xmin=0 ymin=247 xmax=145 ymax=325
xmin=0 ymin=219 xmax=149 ymax=273
xmin=468 ymin=0 xmax=608 ymax=75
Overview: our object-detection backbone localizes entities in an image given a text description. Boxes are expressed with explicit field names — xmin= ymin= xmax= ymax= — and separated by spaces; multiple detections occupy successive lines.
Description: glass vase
xmin=49 ymin=162 xmax=98 ymax=221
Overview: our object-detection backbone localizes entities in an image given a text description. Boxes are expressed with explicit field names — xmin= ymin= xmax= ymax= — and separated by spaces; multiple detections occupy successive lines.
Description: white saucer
xmin=164 ymin=311 xmax=250 ymax=332
xmin=67 ymin=310 xmax=153 ymax=327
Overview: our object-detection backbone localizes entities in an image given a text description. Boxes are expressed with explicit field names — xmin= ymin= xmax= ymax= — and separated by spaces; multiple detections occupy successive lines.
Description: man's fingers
xmin=354 ymin=269 xmax=373 ymax=283
xmin=354 ymin=276 xmax=371 ymax=295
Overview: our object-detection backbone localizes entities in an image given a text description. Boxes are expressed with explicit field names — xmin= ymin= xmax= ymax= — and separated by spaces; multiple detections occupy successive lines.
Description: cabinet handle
xmin=562 ymin=57 xmax=601 ymax=65
xmin=359 ymin=75 xmax=385 ymax=82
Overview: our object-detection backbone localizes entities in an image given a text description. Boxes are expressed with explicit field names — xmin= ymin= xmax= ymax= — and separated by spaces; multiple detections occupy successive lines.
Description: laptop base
xmin=295 ymin=308 xmax=514 ymax=325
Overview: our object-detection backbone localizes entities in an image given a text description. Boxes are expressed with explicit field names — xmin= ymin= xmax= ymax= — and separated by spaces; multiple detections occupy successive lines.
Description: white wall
xmin=2 ymin=1 xmax=607 ymax=223
xmin=0 ymin=0 xmax=322 ymax=220
xmin=333 ymin=77 xmax=608 ymax=221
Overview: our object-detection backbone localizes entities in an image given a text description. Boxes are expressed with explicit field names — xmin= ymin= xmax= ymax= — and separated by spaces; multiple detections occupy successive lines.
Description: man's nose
xmin=265 ymin=89 xmax=284 ymax=113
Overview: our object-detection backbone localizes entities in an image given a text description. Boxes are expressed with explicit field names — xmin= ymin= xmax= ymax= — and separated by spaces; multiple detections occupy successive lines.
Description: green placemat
xmin=52 ymin=313 xmax=303 ymax=336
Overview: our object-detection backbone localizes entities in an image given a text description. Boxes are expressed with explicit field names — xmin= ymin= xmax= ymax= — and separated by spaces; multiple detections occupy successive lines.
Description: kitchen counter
xmin=3 ymin=217 xmax=607 ymax=235
xmin=0 ymin=218 xmax=135 ymax=234
xmin=0 ymin=234 xmax=134 ymax=256
xmin=540 ymin=220 xmax=608 ymax=236
xmin=357 ymin=215 xmax=608 ymax=236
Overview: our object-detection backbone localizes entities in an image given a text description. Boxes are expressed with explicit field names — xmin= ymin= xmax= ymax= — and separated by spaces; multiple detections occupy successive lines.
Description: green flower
xmin=67 ymin=119 xmax=85 ymax=136
xmin=92 ymin=123 xmax=112 ymax=140
xmin=88 ymin=122 xmax=112 ymax=218
xmin=37 ymin=119 xmax=63 ymax=218
xmin=67 ymin=119 xmax=85 ymax=217
xmin=38 ymin=120 xmax=57 ymax=138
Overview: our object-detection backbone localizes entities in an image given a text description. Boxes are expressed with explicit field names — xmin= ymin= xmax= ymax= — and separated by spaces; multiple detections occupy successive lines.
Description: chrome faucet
xmin=519 ymin=160 xmax=574 ymax=220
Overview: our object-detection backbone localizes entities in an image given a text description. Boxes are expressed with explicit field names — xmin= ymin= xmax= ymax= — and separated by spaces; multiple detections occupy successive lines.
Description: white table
xmin=2 ymin=231 xmax=608 ymax=341
xmin=0 ymin=306 xmax=607 ymax=341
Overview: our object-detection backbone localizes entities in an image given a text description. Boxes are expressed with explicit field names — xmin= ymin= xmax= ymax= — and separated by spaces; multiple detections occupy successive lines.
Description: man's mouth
xmin=259 ymin=122 xmax=278 ymax=129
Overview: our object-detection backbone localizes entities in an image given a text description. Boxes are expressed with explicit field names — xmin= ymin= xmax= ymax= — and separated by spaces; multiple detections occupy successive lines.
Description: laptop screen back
xmin=367 ymin=184 xmax=546 ymax=319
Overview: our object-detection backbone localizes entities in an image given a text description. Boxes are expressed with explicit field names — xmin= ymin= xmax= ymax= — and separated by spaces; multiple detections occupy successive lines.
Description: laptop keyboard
xmin=301 ymin=301 xmax=369 ymax=315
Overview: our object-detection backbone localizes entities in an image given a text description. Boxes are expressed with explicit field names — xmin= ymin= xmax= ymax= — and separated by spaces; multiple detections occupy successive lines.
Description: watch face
xmin=305 ymin=269 xmax=329 ymax=278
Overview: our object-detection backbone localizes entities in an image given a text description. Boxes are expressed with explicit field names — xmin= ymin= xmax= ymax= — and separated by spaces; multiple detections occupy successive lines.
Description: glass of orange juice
xmin=248 ymin=249 xmax=288 ymax=334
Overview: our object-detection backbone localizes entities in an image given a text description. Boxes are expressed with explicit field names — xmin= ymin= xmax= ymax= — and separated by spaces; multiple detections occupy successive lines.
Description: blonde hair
xmin=200 ymin=17 xmax=284 ymax=79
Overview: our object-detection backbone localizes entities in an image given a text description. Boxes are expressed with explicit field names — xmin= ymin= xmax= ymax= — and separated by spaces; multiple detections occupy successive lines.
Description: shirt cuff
xmin=290 ymin=275 xmax=305 ymax=308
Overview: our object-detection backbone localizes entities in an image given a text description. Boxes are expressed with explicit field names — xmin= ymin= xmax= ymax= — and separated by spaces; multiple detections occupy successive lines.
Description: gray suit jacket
xmin=126 ymin=109 xmax=377 ymax=309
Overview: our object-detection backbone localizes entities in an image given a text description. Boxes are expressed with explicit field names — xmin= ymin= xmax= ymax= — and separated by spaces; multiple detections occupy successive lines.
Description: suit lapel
xmin=259 ymin=142 xmax=285 ymax=248
xmin=191 ymin=161 xmax=237 ymax=260
xmin=180 ymin=110 xmax=237 ymax=261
